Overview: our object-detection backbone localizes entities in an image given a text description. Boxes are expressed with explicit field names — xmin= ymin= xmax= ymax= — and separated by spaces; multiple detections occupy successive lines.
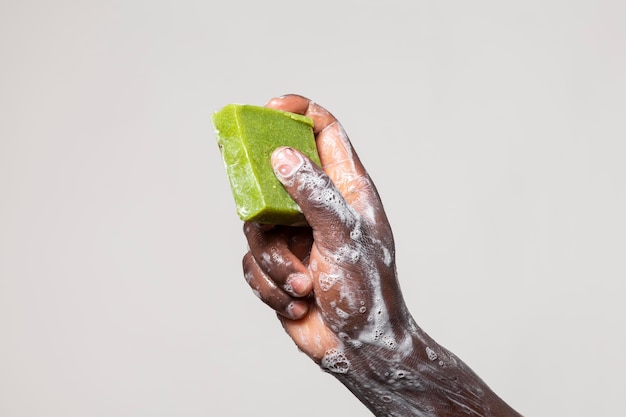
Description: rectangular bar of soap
xmin=212 ymin=103 xmax=321 ymax=225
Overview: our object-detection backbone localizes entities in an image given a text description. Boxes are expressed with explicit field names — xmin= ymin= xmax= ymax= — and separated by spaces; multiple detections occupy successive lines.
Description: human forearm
xmin=322 ymin=321 xmax=522 ymax=417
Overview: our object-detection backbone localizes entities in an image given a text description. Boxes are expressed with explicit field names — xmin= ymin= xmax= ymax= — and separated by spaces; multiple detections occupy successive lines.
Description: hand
xmin=241 ymin=95 xmax=522 ymax=416
xmin=242 ymin=94 xmax=412 ymax=364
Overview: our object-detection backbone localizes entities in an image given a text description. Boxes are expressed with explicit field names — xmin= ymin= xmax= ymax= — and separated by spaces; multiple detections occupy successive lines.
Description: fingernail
xmin=286 ymin=273 xmax=311 ymax=296
xmin=272 ymin=147 xmax=303 ymax=181
xmin=286 ymin=301 xmax=308 ymax=319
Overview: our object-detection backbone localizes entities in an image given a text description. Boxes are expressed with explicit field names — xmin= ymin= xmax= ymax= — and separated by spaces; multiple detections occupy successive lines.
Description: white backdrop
xmin=1 ymin=1 xmax=625 ymax=416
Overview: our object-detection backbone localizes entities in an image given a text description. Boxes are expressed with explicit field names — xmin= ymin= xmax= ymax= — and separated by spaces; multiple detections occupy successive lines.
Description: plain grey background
xmin=1 ymin=1 xmax=625 ymax=416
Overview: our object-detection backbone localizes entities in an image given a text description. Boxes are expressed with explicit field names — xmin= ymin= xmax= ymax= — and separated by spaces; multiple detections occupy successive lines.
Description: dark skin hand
xmin=242 ymin=94 xmax=523 ymax=416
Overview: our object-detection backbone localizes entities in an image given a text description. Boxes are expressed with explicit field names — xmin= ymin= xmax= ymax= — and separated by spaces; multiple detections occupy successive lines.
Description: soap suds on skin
xmin=321 ymin=348 xmax=350 ymax=374
xmin=335 ymin=244 xmax=361 ymax=264
xmin=426 ymin=347 xmax=438 ymax=361
xmin=280 ymin=156 xmax=359 ymax=228
xmin=280 ymin=152 xmax=405 ymax=354
xmin=285 ymin=273 xmax=308 ymax=294
xmin=319 ymin=272 xmax=340 ymax=291
xmin=335 ymin=307 xmax=350 ymax=319
xmin=382 ymin=246 xmax=392 ymax=267
xmin=271 ymin=110 xmax=498 ymax=416
xmin=271 ymin=248 xmax=287 ymax=264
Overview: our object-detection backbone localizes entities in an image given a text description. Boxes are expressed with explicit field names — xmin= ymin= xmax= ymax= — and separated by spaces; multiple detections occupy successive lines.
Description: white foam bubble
xmin=350 ymin=221 xmax=362 ymax=241
xmin=270 ymin=248 xmax=285 ymax=264
xmin=393 ymin=370 xmax=407 ymax=379
xmin=426 ymin=347 xmax=438 ymax=361
xmin=382 ymin=246 xmax=392 ymax=267
xmin=261 ymin=252 xmax=271 ymax=264
xmin=319 ymin=272 xmax=339 ymax=291
xmin=321 ymin=348 xmax=350 ymax=374
xmin=382 ymin=334 xmax=397 ymax=350
xmin=336 ymin=244 xmax=361 ymax=264
xmin=244 ymin=270 xmax=253 ymax=284
xmin=350 ymin=339 xmax=363 ymax=348
xmin=286 ymin=302 xmax=297 ymax=316
xmin=335 ymin=307 xmax=350 ymax=319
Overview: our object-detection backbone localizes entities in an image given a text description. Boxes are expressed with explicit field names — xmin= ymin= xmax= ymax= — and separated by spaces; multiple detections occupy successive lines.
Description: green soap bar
xmin=212 ymin=104 xmax=321 ymax=225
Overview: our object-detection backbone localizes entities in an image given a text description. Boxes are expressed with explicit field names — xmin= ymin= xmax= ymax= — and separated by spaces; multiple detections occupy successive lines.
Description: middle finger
xmin=243 ymin=222 xmax=313 ymax=297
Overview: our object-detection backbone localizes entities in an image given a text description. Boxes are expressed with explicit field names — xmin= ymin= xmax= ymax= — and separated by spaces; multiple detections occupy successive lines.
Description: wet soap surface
xmin=212 ymin=104 xmax=321 ymax=225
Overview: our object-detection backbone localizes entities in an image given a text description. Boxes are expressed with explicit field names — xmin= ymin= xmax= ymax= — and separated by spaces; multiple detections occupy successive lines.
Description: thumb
xmin=271 ymin=146 xmax=359 ymax=242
